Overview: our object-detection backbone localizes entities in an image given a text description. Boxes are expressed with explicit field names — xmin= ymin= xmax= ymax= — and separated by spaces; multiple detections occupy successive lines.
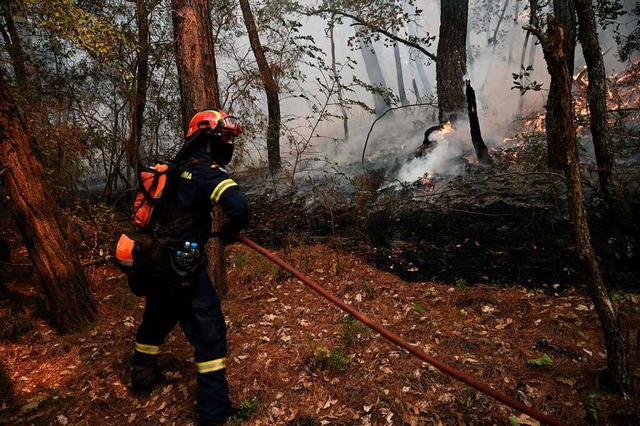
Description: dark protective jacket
xmin=161 ymin=149 xmax=249 ymax=248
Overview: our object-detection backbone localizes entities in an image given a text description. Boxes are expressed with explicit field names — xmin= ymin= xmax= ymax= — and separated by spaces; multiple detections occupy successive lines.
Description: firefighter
xmin=130 ymin=109 xmax=249 ymax=425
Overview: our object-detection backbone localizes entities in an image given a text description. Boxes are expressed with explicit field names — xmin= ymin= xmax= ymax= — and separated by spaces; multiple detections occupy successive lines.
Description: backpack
xmin=114 ymin=159 xmax=182 ymax=295
xmin=130 ymin=161 xmax=172 ymax=232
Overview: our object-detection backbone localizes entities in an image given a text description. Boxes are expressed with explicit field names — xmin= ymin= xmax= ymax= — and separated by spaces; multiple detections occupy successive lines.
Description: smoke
xmin=238 ymin=0 xmax=639 ymax=181
xmin=395 ymin=120 xmax=473 ymax=183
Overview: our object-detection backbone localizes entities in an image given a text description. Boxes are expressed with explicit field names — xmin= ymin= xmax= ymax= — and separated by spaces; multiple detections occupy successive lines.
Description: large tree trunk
xmin=573 ymin=0 xmax=637 ymax=235
xmin=171 ymin=0 xmax=226 ymax=294
xmin=436 ymin=0 xmax=468 ymax=123
xmin=171 ymin=0 xmax=220 ymax=130
xmin=546 ymin=0 xmax=576 ymax=170
xmin=527 ymin=15 xmax=632 ymax=394
xmin=0 ymin=72 xmax=96 ymax=333
xmin=238 ymin=0 xmax=281 ymax=175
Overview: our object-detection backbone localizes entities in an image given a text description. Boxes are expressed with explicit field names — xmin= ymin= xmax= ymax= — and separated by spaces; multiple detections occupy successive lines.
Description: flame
xmin=440 ymin=121 xmax=455 ymax=135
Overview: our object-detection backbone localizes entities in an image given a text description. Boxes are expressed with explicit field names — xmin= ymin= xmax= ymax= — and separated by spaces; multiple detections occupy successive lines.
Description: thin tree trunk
xmin=436 ymin=0 xmax=468 ymax=123
xmin=0 ymin=71 xmax=96 ymax=333
xmin=393 ymin=29 xmax=409 ymax=106
xmin=238 ymin=0 xmax=281 ymax=175
xmin=359 ymin=37 xmax=391 ymax=117
xmin=465 ymin=80 xmax=491 ymax=164
xmin=127 ymin=0 xmax=152 ymax=174
xmin=329 ymin=17 xmax=349 ymax=140
xmin=526 ymin=15 xmax=632 ymax=394
xmin=0 ymin=1 xmax=29 ymax=91
xmin=517 ymin=0 xmax=539 ymax=115
xmin=408 ymin=21 xmax=432 ymax=97
xmin=507 ymin=0 xmax=522 ymax=65
xmin=490 ymin=0 xmax=510 ymax=47
xmin=573 ymin=0 xmax=637 ymax=234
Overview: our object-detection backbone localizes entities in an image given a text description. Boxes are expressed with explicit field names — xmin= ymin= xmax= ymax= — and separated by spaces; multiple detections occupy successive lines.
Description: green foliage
xmin=586 ymin=391 xmax=601 ymax=422
xmin=25 ymin=0 xmax=128 ymax=62
xmin=527 ymin=354 xmax=554 ymax=367
xmin=238 ymin=396 xmax=260 ymax=418
xmin=413 ymin=301 xmax=426 ymax=314
xmin=511 ymin=65 xmax=544 ymax=95
xmin=339 ymin=315 xmax=369 ymax=347
xmin=313 ymin=347 xmax=349 ymax=373
xmin=455 ymin=278 xmax=469 ymax=289
xmin=508 ymin=415 xmax=521 ymax=426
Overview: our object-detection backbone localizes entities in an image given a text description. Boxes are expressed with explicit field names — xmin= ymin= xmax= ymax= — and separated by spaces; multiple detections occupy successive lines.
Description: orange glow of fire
xmin=440 ymin=121 xmax=455 ymax=135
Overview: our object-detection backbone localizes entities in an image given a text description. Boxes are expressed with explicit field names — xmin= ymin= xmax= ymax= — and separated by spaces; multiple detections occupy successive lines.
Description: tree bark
xmin=329 ymin=17 xmax=349 ymax=140
xmin=171 ymin=0 xmax=220 ymax=130
xmin=436 ymin=0 xmax=468 ymax=123
xmin=546 ymin=0 xmax=576 ymax=170
xmin=0 ymin=71 xmax=96 ymax=333
xmin=171 ymin=0 xmax=225 ymax=294
xmin=573 ymin=0 xmax=637 ymax=234
xmin=526 ymin=15 xmax=632 ymax=394
xmin=359 ymin=37 xmax=391 ymax=117
xmin=393 ymin=29 xmax=409 ymax=106
xmin=465 ymin=80 xmax=491 ymax=164
xmin=126 ymin=0 xmax=153 ymax=174
xmin=238 ymin=0 xmax=281 ymax=175
xmin=517 ymin=0 xmax=538 ymax=116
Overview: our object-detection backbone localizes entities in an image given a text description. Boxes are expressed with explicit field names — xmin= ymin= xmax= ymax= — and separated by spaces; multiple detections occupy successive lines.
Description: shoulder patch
xmin=181 ymin=171 xmax=192 ymax=180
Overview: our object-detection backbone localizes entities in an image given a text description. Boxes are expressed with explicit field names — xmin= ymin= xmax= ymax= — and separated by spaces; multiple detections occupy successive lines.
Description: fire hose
xmin=234 ymin=234 xmax=566 ymax=426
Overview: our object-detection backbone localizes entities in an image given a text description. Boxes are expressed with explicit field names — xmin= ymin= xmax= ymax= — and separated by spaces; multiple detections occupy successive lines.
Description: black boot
xmin=199 ymin=405 xmax=241 ymax=426
xmin=131 ymin=353 xmax=165 ymax=396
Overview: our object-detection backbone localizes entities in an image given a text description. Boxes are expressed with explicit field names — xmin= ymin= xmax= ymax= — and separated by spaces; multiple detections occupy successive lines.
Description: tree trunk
xmin=436 ymin=0 xmax=468 ymax=123
xmin=329 ymin=17 xmax=349 ymax=140
xmin=507 ymin=0 xmax=522 ymax=66
xmin=238 ymin=0 xmax=281 ymax=175
xmin=0 ymin=71 xmax=96 ymax=333
xmin=573 ymin=0 xmax=637 ymax=234
xmin=127 ymin=0 xmax=152 ymax=174
xmin=527 ymin=15 xmax=632 ymax=394
xmin=546 ymin=0 xmax=576 ymax=170
xmin=408 ymin=21 xmax=432 ymax=98
xmin=0 ymin=1 xmax=29 ymax=91
xmin=171 ymin=0 xmax=226 ymax=294
xmin=465 ymin=80 xmax=491 ymax=164
xmin=171 ymin=0 xmax=220 ymax=130
xmin=517 ymin=0 xmax=538 ymax=116
xmin=359 ymin=37 xmax=391 ymax=117
xmin=392 ymin=29 xmax=409 ymax=106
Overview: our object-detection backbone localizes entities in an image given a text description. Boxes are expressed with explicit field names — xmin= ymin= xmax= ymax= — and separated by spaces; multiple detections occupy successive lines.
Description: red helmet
xmin=186 ymin=109 xmax=242 ymax=139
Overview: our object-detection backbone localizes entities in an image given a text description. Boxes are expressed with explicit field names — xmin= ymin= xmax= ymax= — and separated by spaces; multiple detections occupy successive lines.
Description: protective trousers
xmin=132 ymin=267 xmax=230 ymax=423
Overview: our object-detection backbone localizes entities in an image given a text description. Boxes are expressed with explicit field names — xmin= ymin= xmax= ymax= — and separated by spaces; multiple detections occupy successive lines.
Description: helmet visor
xmin=217 ymin=115 xmax=242 ymax=136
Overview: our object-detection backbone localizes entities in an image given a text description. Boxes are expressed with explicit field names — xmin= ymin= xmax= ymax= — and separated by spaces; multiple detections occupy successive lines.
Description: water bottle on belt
xmin=172 ymin=241 xmax=200 ymax=276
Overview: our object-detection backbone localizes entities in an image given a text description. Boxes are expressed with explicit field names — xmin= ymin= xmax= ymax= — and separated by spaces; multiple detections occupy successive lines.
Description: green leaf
xmin=509 ymin=415 xmax=521 ymax=426
xmin=527 ymin=354 xmax=554 ymax=367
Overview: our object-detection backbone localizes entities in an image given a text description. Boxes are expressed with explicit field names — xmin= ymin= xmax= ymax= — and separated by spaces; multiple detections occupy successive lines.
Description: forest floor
xmin=2 ymin=74 xmax=640 ymax=424
xmin=1 ymin=138 xmax=640 ymax=426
